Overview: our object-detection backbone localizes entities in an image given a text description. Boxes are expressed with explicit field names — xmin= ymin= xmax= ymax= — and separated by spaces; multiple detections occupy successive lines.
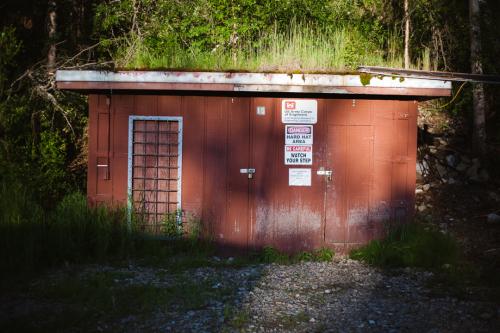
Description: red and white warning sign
xmin=284 ymin=145 xmax=313 ymax=165
xmin=285 ymin=125 xmax=313 ymax=145
xmin=281 ymin=99 xmax=317 ymax=124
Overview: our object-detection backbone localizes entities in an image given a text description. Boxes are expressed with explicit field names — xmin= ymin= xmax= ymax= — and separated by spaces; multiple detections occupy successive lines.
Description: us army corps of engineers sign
xmin=281 ymin=100 xmax=317 ymax=124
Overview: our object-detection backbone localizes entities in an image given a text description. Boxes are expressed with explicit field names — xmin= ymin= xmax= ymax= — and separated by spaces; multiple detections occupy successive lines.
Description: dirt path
xmin=1 ymin=259 xmax=498 ymax=332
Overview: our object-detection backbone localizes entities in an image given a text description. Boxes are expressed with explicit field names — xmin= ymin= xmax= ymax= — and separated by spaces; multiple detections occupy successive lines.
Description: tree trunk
xmin=47 ymin=0 xmax=57 ymax=74
xmin=404 ymin=0 xmax=410 ymax=69
xmin=469 ymin=0 xmax=486 ymax=155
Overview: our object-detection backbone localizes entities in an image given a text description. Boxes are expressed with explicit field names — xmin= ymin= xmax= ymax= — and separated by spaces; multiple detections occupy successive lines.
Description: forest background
xmin=0 ymin=0 xmax=499 ymax=208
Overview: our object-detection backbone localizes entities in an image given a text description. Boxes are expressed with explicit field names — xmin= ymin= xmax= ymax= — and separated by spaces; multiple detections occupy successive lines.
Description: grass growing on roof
xmin=113 ymin=23 xmax=431 ymax=72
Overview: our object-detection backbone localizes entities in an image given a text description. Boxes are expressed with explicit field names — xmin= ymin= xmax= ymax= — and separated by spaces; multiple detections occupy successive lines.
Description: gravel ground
xmin=237 ymin=260 xmax=498 ymax=333
xmin=1 ymin=259 xmax=498 ymax=332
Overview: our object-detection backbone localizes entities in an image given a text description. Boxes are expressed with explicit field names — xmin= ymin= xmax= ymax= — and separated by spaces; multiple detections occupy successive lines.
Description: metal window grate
xmin=131 ymin=119 xmax=181 ymax=233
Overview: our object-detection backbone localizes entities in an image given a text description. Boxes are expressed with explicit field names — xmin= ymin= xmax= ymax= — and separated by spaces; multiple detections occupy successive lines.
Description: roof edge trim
xmin=56 ymin=70 xmax=451 ymax=97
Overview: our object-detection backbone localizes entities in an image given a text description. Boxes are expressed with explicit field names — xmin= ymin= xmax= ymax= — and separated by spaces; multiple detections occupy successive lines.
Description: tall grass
xmin=0 ymin=178 xmax=218 ymax=274
xmin=0 ymin=183 xmax=134 ymax=272
xmin=114 ymin=24 xmax=434 ymax=72
xmin=350 ymin=223 xmax=458 ymax=269
xmin=0 ymin=177 xmax=336 ymax=273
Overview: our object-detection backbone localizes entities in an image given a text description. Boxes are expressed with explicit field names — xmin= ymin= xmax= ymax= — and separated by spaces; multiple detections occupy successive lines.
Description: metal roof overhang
xmin=56 ymin=70 xmax=451 ymax=97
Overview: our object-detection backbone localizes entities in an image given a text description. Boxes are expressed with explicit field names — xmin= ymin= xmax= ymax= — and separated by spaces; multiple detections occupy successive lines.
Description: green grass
xmin=350 ymin=223 xmax=458 ymax=269
xmin=113 ymin=24 xmax=432 ymax=72
xmin=223 ymin=305 xmax=250 ymax=331
xmin=259 ymin=246 xmax=335 ymax=264
xmin=0 ymin=187 xmax=134 ymax=273
xmin=0 ymin=177 xmax=334 ymax=274
xmin=0 ymin=179 xmax=216 ymax=274
xmin=1 ymin=269 xmax=235 ymax=332
xmin=276 ymin=311 xmax=311 ymax=329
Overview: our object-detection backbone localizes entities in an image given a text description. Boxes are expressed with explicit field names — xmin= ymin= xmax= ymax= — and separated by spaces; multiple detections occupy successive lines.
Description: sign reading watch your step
xmin=285 ymin=125 xmax=313 ymax=145
xmin=281 ymin=100 xmax=317 ymax=124
xmin=285 ymin=145 xmax=313 ymax=165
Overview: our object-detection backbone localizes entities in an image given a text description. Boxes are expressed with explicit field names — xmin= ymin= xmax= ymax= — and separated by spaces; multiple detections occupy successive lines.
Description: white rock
xmin=487 ymin=213 xmax=500 ymax=223
xmin=446 ymin=154 xmax=457 ymax=167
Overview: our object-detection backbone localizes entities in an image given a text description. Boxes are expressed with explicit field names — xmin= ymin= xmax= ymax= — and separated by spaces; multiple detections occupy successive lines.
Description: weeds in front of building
xmin=0 ymin=178 xmax=336 ymax=274
xmin=0 ymin=179 xmax=212 ymax=274
xmin=349 ymin=222 xmax=458 ymax=269
xmin=1 ymin=178 xmax=466 ymax=275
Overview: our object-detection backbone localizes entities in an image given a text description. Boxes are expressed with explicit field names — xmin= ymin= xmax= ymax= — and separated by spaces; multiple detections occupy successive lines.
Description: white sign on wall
xmin=285 ymin=145 xmax=313 ymax=165
xmin=289 ymin=168 xmax=311 ymax=186
xmin=281 ymin=100 xmax=317 ymax=124
xmin=285 ymin=125 xmax=313 ymax=145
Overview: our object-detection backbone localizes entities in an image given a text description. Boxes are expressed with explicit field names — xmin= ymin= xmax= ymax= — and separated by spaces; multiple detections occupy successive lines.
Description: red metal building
xmin=56 ymin=71 xmax=451 ymax=252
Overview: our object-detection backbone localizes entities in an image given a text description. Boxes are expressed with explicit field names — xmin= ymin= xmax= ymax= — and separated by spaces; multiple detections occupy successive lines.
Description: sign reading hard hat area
xmin=281 ymin=100 xmax=317 ymax=124
xmin=285 ymin=145 xmax=313 ymax=165
xmin=289 ymin=168 xmax=312 ymax=186
xmin=285 ymin=125 xmax=313 ymax=145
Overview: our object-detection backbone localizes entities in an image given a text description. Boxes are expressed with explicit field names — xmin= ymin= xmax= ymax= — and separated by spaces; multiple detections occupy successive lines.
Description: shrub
xmin=260 ymin=246 xmax=290 ymax=264
xmin=350 ymin=223 xmax=458 ymax=269
xmin=313 ymin=247 xmax=335 ymax=262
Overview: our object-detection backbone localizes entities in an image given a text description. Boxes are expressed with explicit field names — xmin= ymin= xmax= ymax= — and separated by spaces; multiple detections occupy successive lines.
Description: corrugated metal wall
xmin=87 ymin=94 xmax=417 ymax=252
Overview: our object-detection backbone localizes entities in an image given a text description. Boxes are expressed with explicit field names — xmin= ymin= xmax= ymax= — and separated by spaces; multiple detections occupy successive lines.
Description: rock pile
xmin=417 ymin=135 xmax=490 ymax=185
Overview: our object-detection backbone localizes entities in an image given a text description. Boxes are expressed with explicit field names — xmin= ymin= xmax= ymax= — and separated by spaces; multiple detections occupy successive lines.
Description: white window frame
xmin=127 ymin=115 xmax=183 ymax=228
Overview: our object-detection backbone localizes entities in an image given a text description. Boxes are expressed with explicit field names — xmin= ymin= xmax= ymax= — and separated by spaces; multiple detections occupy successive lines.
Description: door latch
xmin=240 ymin=168 xmax=256 ymax=179
xmin=317 ymin=167 xmax=333 ymax=181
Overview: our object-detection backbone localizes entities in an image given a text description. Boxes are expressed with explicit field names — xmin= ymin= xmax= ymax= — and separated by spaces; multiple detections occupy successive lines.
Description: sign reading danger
xmin=285 ymin=125 xmax=313 ymax=145
xmin=284 ymin=145 xmax=313 ymax=165
xmin=281 ymin=99 xmax=317 ymax=124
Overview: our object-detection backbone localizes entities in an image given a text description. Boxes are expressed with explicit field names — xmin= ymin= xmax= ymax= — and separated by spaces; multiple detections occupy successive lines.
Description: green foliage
xmin=94 ymin=0 xmax=440 ymax=71
xmin=38 ymin=131 xmax=69 ymax=196
xmin=161 ymin=210 xmax=183 ymax=238
xmin=259 ymin=246 xmax=334 ymax=264
xmin=0 ymin=26 xmax=21 ymax=94
xmin=0 ymin=181 xmax=219 ymax=274
xmin=350 ymin=223 xmax=458 ymax=269
xmin=261 ymin=246 xmax=290 ymax=264
xmin=313 ymin=247 xmax=335 ymax=262
xmin=225 ymin=307 xmax=250 ymax=330
xmin=359 ymin=73 xmax=373 ymax=86
xmin=2 ymin=270 xmax=236 ymax=332
xmin=0 ymin=185 xmax=133 ymax=272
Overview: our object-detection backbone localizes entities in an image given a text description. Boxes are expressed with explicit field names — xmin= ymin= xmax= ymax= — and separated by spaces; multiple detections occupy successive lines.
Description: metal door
xmin=224 ymin=98 xmax=251 ymax=248
xmin=323 ymin=100 xmax=374 ymax=247
xmin=127 ymin=116 xmax=183 ymax=233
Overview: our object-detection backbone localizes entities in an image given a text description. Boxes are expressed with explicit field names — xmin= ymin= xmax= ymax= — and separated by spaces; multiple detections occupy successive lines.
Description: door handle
xmin=317 ymin=167 xmax=333 ymax=181
xmin=240 ymin=168 xmax=256 ymax=179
